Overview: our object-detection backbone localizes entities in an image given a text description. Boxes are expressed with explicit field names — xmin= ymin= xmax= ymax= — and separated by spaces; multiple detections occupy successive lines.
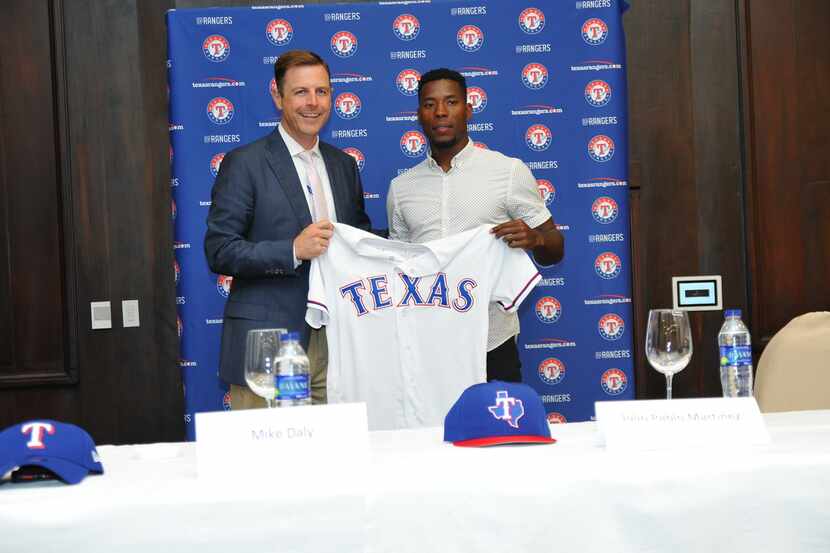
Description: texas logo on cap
xmin=444 ymin=381 xmax=556 ymax=447
xmin=0 ymin=420 xmax=104 ymax=484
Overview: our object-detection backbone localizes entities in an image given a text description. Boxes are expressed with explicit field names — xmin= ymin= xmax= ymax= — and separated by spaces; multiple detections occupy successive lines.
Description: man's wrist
xmin=292 ymin=243 xmax=302 ymax=268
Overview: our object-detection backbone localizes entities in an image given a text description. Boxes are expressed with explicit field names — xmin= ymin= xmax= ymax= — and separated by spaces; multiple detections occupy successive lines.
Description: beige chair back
xmin=755 ymin=312 xmax=830 ymax=412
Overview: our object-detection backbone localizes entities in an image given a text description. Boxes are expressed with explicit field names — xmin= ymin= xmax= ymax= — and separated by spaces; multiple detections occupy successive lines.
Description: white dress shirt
xmin=279 ymin=123 xmax=338 ymax=222
xmin=279 ymin=123 xmax=338 ymax=267
xmin=387 ymin=138 xmax=551 ymax=350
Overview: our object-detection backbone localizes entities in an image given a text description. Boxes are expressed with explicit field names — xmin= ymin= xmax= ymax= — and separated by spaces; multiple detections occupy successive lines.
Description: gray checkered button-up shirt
xmin=387 ymin=139 xmax=551 ymax=350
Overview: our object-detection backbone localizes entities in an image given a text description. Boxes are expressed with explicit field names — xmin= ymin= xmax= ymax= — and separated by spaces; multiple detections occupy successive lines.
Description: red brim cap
xmin=452 ymin=435 xmax=556 ymax=447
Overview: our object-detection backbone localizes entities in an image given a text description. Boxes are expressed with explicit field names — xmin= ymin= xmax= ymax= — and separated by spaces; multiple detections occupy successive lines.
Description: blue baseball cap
xmin=444 ymin=381 xmax=556 ymax=447
xmin=0 ymin=420 xmax=104 ymax=484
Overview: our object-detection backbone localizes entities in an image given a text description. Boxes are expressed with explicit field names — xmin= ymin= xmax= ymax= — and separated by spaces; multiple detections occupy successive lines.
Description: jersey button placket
xmin=403 ymin=269 xmax=418 ymax=420
xmin=393 ymin=265 xmax=410 ymax=423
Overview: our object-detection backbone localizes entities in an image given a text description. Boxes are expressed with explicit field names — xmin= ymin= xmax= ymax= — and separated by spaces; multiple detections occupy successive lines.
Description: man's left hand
xmin=491 ymin=219 xmax=542 ymax=249
xmin=492 ymin=218 xmax=564 ymax=266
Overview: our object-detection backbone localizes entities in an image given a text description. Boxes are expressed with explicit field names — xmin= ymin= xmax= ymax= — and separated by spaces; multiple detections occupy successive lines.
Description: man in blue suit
xmin=205 ymin=50 xmax=371 ymax=408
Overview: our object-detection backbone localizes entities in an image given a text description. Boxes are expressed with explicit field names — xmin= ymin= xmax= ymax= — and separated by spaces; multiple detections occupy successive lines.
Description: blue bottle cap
xmin=283 ymin=331 xmax=300 ymax=342
xmin=724 ymin=309 xmax=742 ymax=318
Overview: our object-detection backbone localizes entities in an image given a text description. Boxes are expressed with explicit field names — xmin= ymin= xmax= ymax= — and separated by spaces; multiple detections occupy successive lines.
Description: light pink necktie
xmin=299 ymin=150 xmax=329 ymax=222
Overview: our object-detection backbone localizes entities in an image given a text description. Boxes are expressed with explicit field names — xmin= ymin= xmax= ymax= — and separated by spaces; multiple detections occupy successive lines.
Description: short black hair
xmin=417 ymin=68 xmax=467 ymax=101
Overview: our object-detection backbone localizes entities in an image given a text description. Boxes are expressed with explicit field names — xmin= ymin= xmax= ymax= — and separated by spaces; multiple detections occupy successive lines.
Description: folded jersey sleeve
xmin=306 ymin=256 xmax=329 ymax=328
xmin=490 ymin=241 xmax=542 ymax=314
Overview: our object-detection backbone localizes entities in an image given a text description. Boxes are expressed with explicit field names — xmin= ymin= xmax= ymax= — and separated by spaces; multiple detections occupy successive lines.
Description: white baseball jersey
xmin=306 ymin=223 xmax=541 ymax=431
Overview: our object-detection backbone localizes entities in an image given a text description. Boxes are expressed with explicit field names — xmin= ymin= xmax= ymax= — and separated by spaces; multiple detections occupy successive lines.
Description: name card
xmin=595 ymin=397 xmax=770 ymax=452
xmin=195 ymin=403 xmax=369 ymax=491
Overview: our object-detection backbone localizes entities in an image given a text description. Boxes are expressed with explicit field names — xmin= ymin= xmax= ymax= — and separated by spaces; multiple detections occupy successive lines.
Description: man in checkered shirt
xmin=387 ymin=68 xmax=564 ymax=383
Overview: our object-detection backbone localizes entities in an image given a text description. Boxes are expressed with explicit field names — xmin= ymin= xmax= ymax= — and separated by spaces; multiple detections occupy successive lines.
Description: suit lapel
xmin=264 ymin=130 xmax=312 ymax=228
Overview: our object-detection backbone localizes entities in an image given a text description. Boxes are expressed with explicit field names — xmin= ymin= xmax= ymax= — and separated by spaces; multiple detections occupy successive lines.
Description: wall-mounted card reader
xmin=672 ymin=275 xmax=722 ymax=311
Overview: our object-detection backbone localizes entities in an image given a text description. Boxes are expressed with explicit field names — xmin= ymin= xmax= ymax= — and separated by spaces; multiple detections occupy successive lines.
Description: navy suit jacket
xmin=205 ymin=129 xmax=371 ymax=385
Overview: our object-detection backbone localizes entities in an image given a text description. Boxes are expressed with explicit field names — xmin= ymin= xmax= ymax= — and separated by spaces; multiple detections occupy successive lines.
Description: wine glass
xmin=244 ymin=328 xmax=286 ymax=408
xmin=645 ymin=309 xmax=693 ymax=399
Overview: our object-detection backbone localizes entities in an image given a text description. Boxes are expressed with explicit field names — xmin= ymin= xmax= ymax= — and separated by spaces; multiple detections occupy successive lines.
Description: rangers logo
xmin=595 ymin=252 xmax=622 ymax=279
xmin=547 ymin=412 xmax=567 ymax=424
xmin=393 ymin=14 xmax=420 ymax=41
xmin=222 ymin=391 xmax=233 ymax=410
xmin=588 ymin=134 xmax=615 ymax=162
xmin=174 ymin=259 xmax=181 ymax=285
xmin=521 ymin=63 xmax=549 ymax=90
xmin=266 ymin=19 xmax=293 ymax=47
xmin=207 ymin=97 xmax=234 ymax=125
xmin=538 ymin=358 xmax=566 ymax=385
xmin=488 ymin=390 xmax=525 ymax=429
xmin=171 ymin=199 xmax=176 ymax=220
xmin=601 ymin=368 xmax=628 ymax=395
xmin=169 ymin=144 xmax=173 ymax=163
xmin=202 ymin=35 xmax=230 ymax=62
xmin=21 ymin=422 xmax=55 ymax=449
xmin=217 ymin=275 xmax=233 ymax=298
xmin=466 ymin=86 xmax=487 ymax=114
xmin=537 ymin=179 xmax=555 ymax=205
xmin=519 ymin=7 xmax=545 ymax=35
xmin=585 ymin=79 xmax=612 ymax=107
xmin=592 ymin=196 xmax=619 ymax=223
xmin=582 ymin=18 xmax=608 ymax=45
xmin=396 ymin=68 xmax=421 ymax=96
xmin=598 ymin=313 xmax=625 ymax=341
xmin=526 ymin=124 xmax=553 ymax=152
xmin=331 ymin=31 xmax=358 ymax=58
xmin=474 ymin=141 xmax=489 ymax=149
xmin=535 ymin=296 xmax=561 ymax=323
xmin=176 ymin=315 xmax=183 ymax=338
xmin=342 ymin=147 xmax=365 ymax=172
xmin=209 ymin=152 xmax=225 ymax=177
xmin=457 ymin=25 xmax=484 ymax=52
xmin=334 ymin=92 xmax=362 ymax=120
xmin=400 ymin=130 xmax=427 ymax=158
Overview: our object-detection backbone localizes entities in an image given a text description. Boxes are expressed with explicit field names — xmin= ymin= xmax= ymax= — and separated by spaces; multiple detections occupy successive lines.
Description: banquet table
xmin=2 ymin=410 xmax=829 ymax=553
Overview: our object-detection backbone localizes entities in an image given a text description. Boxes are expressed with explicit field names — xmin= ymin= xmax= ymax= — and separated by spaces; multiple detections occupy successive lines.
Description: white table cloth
xmin=2 ymin=410 xmax=829 ymax=553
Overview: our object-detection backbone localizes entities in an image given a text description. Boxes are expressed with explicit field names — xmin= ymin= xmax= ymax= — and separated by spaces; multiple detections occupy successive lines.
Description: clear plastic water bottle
xmin=718 ymin=309 xmax=754 ymax=397
xmin=274 ymin=331 xmax=311 ymax=407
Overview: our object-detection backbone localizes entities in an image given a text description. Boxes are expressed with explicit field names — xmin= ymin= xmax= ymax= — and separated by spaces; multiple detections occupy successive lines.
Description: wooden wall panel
xmin=0 ymin=1 xmax=70 ymax=385
xmin=625 ymin=1 xmax=747 ymax=398
xmin=743 ymin=0 xmax=830 ymax=347
xmin=64 ymin=0 xmax=182 ymax=443
xmin=0 ymin=0 xmax=183 ymax=445
xmin=688 ymin=1 xmax=747 ymax=395
xmin=137 ymin=0 xmax=187 ymax=442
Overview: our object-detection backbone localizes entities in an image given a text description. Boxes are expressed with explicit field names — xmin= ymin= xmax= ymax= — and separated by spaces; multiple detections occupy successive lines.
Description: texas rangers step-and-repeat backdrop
xmin=168 ymin=0 xmax=633 ymax=439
